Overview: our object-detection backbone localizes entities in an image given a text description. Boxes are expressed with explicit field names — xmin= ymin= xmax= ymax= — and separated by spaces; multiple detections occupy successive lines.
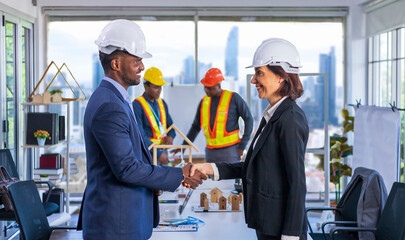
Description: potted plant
xmin=40 ymin=174 xmax=49 ymax=181
xmin=49 ymin=89 xmax=63 ymax=95
xmin=34 ymin=130 xmax=51 ymax=146
xmin=49 ymin=89 xmax=63 ymax=103
xmin=315 ymin=109 xmax=354 ymax=203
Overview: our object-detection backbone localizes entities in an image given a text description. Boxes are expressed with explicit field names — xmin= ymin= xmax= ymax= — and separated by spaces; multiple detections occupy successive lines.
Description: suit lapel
xmin=101 ymin=80 xmax=152 ymax=164
xmin=243 ymin=118 xmax=266 ymax=173
xmin=246 ymin=98 xmax=293 ymax=164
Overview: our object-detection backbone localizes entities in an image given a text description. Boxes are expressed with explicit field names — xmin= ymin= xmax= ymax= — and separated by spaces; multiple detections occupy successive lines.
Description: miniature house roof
xmin=210 ymin=187 xmax=223 ymax=194
xmin=29 ymin=61 xmax=86 ymax=102
xmin=148 ymin=124 xmax=198 ymax=152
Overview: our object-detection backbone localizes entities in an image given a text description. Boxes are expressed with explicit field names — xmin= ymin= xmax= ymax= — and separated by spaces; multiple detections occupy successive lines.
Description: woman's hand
xmin=190 ymin=163 xmax=214 ymax=177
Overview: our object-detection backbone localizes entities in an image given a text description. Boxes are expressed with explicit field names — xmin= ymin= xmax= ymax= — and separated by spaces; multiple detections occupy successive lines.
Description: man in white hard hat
xmin=133 ymin=67 xmax=176 ymax=165
xmin=78 ymin=19 xmax=207 ymax=240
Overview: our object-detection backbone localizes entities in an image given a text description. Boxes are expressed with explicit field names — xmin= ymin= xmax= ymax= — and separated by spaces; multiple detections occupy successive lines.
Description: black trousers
xmin=255 ymin=230 xmax=307 ymax=240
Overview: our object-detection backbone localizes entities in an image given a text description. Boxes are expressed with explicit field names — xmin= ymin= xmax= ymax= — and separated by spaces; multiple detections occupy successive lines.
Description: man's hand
xmin=170 ymin=148 xmax=186 ymax=156
xmin=158 ymin=152 xmax=169 ymax=164
xmin=181 ymin=163 xmax=208 ymax=189
xmin=163 ymin=136 xmax=173 ymax=145
xmin=190 ymin=163 xmax=214 ymax=176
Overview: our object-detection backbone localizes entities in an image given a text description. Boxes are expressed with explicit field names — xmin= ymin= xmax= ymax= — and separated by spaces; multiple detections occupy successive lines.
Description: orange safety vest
xmin=135 ymin=96 xmax=167 ymax=145
xmin=200 ymin=90 xmax=240 ymax=149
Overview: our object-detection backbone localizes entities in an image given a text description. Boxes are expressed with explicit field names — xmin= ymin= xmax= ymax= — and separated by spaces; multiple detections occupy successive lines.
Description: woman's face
xmin=251 ymin=66 xmax=283 ymax=101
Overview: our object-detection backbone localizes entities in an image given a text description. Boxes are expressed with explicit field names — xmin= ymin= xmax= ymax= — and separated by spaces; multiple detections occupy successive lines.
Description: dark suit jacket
xmin=79 ymin=80 xmax=183 ymax=240
xmin=217 ymin=97 xmax=309 ymax=237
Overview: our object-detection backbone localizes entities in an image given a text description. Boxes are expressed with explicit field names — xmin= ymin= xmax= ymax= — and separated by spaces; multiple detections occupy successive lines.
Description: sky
xmin=48 ymin=20 xmax=343 ymax=89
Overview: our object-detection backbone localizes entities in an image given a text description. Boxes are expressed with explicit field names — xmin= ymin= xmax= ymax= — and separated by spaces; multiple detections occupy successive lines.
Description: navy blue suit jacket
xmin=79 ymin=80 xmax=183 ymax=240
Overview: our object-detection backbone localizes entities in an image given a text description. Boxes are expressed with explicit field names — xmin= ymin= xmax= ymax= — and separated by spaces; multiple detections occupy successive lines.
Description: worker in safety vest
xmin=172 ymin=68 xmax=253 ymax=163
xmin=133 ymin=67 xmax=176 ymax=164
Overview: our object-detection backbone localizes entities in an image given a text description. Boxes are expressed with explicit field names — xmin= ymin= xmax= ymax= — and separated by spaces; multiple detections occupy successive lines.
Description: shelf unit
xmin=21 ymin=101 xmax=72 ymax=213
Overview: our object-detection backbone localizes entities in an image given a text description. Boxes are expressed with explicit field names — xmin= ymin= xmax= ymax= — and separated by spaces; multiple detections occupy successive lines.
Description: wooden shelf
xmin=21 ymin=140 xmax=67 ymax=149
xmin=21 ymin=101 xmax=69 ymax=106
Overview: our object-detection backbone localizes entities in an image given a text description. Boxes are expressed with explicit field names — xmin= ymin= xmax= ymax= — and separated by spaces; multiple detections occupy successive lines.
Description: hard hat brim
xmin=200 ymin=78 xmax=222 ymax=87
xmin=136 ymin=51 xmax=152 ymax=59
xmin=145 ymin=79 xmax=166 ymax=86
xmin=98 ymin=45 xmax=153 ymax=59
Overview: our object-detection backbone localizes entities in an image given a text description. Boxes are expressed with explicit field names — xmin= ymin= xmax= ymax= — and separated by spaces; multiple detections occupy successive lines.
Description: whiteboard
xmin=163 ymin=84 xmax=206 ymax=155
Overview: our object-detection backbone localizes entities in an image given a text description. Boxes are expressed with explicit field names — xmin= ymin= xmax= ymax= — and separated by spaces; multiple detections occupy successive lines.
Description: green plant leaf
xmin=330 ymin=176 xmax=339 ymax=184
xmin=341 ymin=165 xmax=352 ymax=176
xmin=341 ymin=109 xmax=349 ymax=119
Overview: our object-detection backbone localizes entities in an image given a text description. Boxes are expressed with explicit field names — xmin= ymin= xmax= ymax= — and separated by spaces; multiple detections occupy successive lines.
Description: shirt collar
xmin=103 ymin=77 xmax=132 ymax=103
xmin=263 ymin=96 xmax=288 ymax=123
xmin=142 ymin=92 xmax=156 ymax=104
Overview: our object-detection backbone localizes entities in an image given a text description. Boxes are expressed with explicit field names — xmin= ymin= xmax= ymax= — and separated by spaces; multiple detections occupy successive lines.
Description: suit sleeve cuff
xmin=211 ymin=163 xmax=220 ymax=181
xmin=281 ymin=235 xmax=299 ymax=240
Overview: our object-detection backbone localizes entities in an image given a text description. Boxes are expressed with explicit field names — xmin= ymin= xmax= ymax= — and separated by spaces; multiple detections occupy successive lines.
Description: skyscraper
xmin=180 ymin=56 xmax=212 ymax=84
xmin=225 ymin=26 xmax=238 ymax=80
xmin=317 ymin=47 xmax=337 ymax=125
xmin=92 ymin=53 xmax=104 ymax=91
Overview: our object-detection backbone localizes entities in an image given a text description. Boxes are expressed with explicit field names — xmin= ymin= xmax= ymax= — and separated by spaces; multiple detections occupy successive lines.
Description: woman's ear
xmin=278 ymin=76 xmax=285 ymax=84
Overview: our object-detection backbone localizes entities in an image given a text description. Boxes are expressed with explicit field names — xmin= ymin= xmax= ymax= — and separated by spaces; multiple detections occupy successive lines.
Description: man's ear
xmin=111 ymin=58 xmax=120 ymax=72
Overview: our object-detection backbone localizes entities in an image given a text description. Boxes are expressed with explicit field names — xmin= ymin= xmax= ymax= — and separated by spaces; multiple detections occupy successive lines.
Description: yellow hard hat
xmin=143 ymin=67 xmax=166 ymax=86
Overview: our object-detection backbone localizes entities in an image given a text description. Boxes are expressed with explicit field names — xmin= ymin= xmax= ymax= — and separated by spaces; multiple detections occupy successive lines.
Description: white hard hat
xmin=246 ymin=38 xmax=301 ymax=74
xmin=95 ymin=19 xmax=152 ymax=58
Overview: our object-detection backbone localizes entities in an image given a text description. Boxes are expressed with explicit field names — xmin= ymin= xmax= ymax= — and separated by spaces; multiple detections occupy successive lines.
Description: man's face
xmin=144 ymin=82 xmax=162 ymax=100
xmin=118 ymin=53 xmax=145 ymax=87
xmin=204 ymin=84 xmax=221 ymax=97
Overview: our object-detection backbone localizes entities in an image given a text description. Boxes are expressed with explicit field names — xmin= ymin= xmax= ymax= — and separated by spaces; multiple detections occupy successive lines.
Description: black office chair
xmin=8 ymin=180 xmax=77 ymax=240
xmin=306 ymin=167 xmax=388 ymax=240
xmin=330 ymin=182 xmax=405 ymax=240
xmin=0 ymin=149 xmax=59 ymax=216
xmin=306 ymin=174 xmax=363 ymax=240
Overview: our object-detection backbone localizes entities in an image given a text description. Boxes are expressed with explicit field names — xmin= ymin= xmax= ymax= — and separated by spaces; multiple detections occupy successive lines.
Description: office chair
xmin=8 ymin=180 xmax=77 ymax=240
xmin=306 ymin=167 xmax=387 ymax=240
xmin=0 ymin=149 xmax=59 ymax=216
xmin=330 ymin=182 xmax=405 ymax=240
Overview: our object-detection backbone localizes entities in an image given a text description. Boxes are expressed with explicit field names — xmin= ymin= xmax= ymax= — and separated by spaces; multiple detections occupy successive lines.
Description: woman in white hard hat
xmin=190 ymin=38 xmax=309 ymax=240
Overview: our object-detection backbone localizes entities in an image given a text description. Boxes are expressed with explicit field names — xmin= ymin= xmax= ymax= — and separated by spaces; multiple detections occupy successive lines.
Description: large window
xmin=47 ymin=15 xmax=345 ymax=196
xmin=368 ymin=27 xmax=405 ymax=181
xmin=1 ymin=14 xmax=33 ymax=177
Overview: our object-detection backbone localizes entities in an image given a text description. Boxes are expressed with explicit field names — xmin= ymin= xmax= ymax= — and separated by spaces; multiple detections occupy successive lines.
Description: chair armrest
xmin=330 ymin=226 xmax=377 ymax=240
xmin=305 ymin=207 xmax=340 ymax=234
xmin=305 ymin=207 xmax=339 ymax=213
xmin=50 ymin=225 xmax=77 ymax=230
xmin=34 ymin=181 xmax=55 ymax=202
xmin=321 ymin=221 xmax=357 ymax=236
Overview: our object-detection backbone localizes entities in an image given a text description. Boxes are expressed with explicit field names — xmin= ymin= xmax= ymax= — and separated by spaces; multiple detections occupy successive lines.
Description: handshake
xmin=181 ymin=163 xmax=208 ymax=189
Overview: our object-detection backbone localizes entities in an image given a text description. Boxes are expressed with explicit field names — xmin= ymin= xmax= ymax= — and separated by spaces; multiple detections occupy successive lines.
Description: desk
xmin=150 ymin=179 xmax=256 ymax=240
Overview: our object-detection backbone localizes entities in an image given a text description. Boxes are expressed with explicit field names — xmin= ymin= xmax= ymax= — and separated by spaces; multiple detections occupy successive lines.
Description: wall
xmin=366 ymin=0 xmax=405 ymax=36
xmin=346 ymin=4 xmax=368 ymax=105
xmin=0 ymin=0 xmax=36 ymax=19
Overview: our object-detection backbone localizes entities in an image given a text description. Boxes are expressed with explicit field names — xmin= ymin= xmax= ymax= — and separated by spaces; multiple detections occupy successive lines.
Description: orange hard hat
xmin=200 ymin=68 xmax=224 ymax=87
